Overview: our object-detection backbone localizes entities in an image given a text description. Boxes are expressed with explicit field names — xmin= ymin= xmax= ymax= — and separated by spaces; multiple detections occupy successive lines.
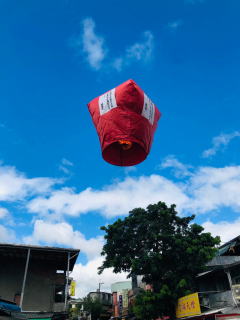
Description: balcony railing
xmin=198 ymin=290 xmax=235 ymax=310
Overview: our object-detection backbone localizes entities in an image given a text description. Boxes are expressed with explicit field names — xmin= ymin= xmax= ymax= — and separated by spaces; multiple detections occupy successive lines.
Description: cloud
xmin=0 ymin=164 xmax=58 ymax=202
xmin=202 ymin=131 xmax=240 ymax=158
xmin=27 ymin=175 xmax=189 ymax=218
xmin=167 ymin=20 xmax=183 ymax=30
xmin=3 ymin=160 xmax=240 ymax=237
xmin=71 ymin=17 xmax=107 ymax=70
xmin=126 ymin=31 xmax=154 ymax=62
xmin=62 ymin=158 xmax=73 ymax=167
xmin=0 ymin=207 xmax=9 ymax=219
xmin=71 ymin=17 xmax=154 ymax=72
xmin=0 ymin=225 xmax=16 ymax=242
xmin=123 ymin=166 xmax=137 ymax=175
xmin=59 ymin=158 xmax=74 ymax=175
xmin=160 ymin=155 xmax=193 ymax=178
xmin=23 ymin=220 xmax=104 ymax=260
xmin=202 ymin=219 xmax=240 ymax=244
xmin=112 ymin=31 xmax=154 ymax=71
xmin=71 ymin=256 xmax=128 ymax=298
xmin=25 ymin=162 xmax=240 ymax=220
xmin=185 ymin=165 xmax=240 ymax=214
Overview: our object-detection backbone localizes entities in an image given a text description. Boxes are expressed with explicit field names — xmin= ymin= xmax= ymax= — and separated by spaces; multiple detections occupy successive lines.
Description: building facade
xmin=176 ymin=235 xmax=240 ymax=320
xmin=0 ymin=243 xmax=79 ymax=319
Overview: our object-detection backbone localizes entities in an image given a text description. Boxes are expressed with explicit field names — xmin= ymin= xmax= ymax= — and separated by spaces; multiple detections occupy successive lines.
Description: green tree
xmin=82 ymin=295 xmax=103 ymax=320
xmin=99 ymin=201 xmax=220 ymax=320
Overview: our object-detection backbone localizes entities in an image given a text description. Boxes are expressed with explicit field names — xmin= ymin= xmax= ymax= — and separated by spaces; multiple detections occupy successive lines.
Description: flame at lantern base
xmin=118 ymin=140 xmax=133 ymax=150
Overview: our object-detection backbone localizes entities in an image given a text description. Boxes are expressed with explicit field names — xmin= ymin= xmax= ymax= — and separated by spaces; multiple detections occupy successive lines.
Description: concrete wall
xmin=0 ymin=255 xmax=65 ymax=312
xmin=22 ymin=260 xmax=55 ymax=311
xmin=0 ymin=257 xmax=26 ymax=302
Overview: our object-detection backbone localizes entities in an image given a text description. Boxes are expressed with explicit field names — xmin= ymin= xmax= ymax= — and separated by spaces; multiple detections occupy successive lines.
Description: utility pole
xmin=98 ymin=281 xmax=104 ymax=292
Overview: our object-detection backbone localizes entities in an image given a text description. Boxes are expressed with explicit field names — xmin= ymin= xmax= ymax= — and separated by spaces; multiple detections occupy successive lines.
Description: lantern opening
xmin=118 ymin=140 xmax=133 ymax=151
xmin=102 ymin=141 xmax=147 ymax=166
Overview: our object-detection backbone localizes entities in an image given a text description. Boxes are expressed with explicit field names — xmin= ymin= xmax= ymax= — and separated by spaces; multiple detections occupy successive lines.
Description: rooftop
xmin=0 ymin=243 xmax=80 ymax=271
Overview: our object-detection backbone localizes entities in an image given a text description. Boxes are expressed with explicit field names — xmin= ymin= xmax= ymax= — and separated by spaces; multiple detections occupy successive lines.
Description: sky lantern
xmin=87 ymin=79 xmax=161 ymax=166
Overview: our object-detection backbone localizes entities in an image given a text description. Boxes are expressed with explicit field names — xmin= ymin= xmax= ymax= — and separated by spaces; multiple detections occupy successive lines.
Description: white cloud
xmin=59 ymin=158 xmax=74 ymax=175
xmin=112 ymin=57 xmax=124 ymax=72
xmin=0 ymin=225 xmax=16 ymax=242
xmin=27 ymin=175 xmax=189 ymax=218
xmin=62 ymin=158 xmax=73 ymax=167
xmin=59 ymin=166 xmax=71 ymax=175
xmin=126 ymin=31 xmax=154 ymax=62
xmin=202 ymin=131 xmax=240 ymax=158
xmin=0 ymin=207 xmax=9 ymax=219
xmin=160 ymin=155 xmax=193 ymax=178
xmin=113 ymin=31 xmax=154 ymax=71
xmin=167 ymin=20 xmax=183 ymax=30
xmin=0 ymin=164 xmax=58 ymax=202
xmin=71 ymin=17 xmax=154 ymax=72
xmin=26 ymin=163 xmax=240 ymax=219
xmin=185 ymin=166 xmax=240 ymax=214
xmin=2 ymin=160 xmax=240 ymax=244
xmin=81 ymin=18 xmax=107 ymax=70
xmin=123 ymin=166 xmax=137 ymax=175
xmin=23 ymin=220 xmax=104 ymax=260
xmin=202 ymin=219 xmax=240 ymax=244
xmin=71 ymin=256 xmax=128 ymax=298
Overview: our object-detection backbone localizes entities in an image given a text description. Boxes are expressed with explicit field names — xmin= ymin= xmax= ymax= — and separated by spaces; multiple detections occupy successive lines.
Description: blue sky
xmin=1 ymin=0 xmax=240 ymax=296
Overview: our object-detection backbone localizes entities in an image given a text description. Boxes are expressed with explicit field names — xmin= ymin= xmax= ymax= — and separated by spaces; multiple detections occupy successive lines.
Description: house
xmin=177 ymin=235 xmax=240 ymax=320
xmin=0 ymin=243 xmax=79 ymax=319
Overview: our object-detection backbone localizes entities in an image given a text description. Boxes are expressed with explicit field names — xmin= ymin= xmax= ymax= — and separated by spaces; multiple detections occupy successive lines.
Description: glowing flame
xmin=118 ymin=140 xmax=133 ymax=150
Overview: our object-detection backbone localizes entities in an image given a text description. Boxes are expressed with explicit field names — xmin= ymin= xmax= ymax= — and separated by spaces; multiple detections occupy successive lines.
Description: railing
xmin=198 ymin=290 xmax=235 ymax=310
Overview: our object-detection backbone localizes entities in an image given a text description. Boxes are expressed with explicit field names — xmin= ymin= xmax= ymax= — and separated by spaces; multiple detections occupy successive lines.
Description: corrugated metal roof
xmin=0 ymin=243 xmax=80 ymax=271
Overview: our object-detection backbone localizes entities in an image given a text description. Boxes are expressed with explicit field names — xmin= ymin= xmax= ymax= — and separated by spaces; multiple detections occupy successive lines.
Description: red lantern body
xmin=87 ymin=79 xmax=161 ymax=166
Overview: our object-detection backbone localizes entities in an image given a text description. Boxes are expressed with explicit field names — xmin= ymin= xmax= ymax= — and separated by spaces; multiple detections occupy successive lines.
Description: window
xmin=55 ymin=285 xmax=65 ymax=302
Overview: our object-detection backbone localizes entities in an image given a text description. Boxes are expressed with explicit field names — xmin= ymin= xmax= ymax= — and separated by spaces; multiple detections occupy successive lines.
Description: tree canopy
xmin=99 ymin=201 xmax=220 ymax=319
xmin=82 ymin=295 xmax=103 ymax=320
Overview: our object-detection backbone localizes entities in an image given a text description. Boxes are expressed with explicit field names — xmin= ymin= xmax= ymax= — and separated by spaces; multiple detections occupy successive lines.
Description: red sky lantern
xmin=87 ymin=79 xmax=161 ymax=166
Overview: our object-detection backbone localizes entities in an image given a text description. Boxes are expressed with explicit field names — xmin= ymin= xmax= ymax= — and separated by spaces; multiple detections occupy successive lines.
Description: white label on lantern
xmin=142 ymin=93 xmax=155 ymax=125
xmin=99 ymin=88 xmax=118 ymax=115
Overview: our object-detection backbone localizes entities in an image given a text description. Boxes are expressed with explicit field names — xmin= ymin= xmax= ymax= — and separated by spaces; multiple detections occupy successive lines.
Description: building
xmin=111 ymin=281 xmax=132 ymax=319
xmin=68 ymin=298 xmax=87 ymax=320
xmin=88 ymin=291 xmax=112 ymax=320
xmin=110 ymin=235 xmax=240 ymax=320
xmin=176 ymin=235 xmax=240 ymax=320
xmin=0 ymin=243 xmax=79 ymax=319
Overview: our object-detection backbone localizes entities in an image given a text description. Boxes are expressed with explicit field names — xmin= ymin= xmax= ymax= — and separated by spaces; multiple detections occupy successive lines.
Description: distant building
xmin=88 ymin=290 xmax=112 ymax=305
xmin=0 ymin=243 xmax=79 ymax=319
xmin=111 ymin=281 xmax=132 ymax=319
xmin=88 ymin=291 xmax=112 ymax=320
xmin=111 ymin=281 xmax=132 ymax=293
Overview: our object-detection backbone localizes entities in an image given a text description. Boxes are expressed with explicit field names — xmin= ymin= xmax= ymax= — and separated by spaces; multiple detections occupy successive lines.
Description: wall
xmin=0 ymin=257 xmax=26 ymax=302
xmin=89 ymin=292 xmax=112 ymax=305
xmin=0 ymin=255 xmax=62 ymax=312
xmin=22 ymin=259 xmax=55 ymax=311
